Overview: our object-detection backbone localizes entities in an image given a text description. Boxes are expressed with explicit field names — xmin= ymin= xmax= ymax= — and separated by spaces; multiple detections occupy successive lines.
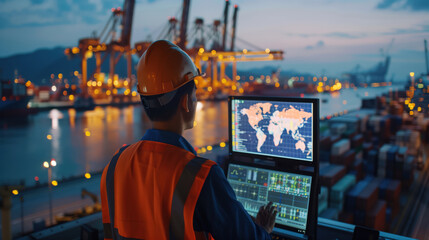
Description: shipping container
xmin=356 ymin=178 xmax=382 ymax=211
xmin=320 ymin=164 xmax=347 ymax=187
xmin=330 ymin=123 xmax=347 ymax=136
xmin=362 ymin=143 xmax=374 ymax=159
xmin=365 ymin=200 xmax=386 ymax=231
xmin=331 ymin=150 xmax=355 ymax=170
xmin=330 ymin=174 xmax=356 ymax=203
xmin=352 ymin=134 xmax=364 ymax=149
xmin=329 ymin=116 xmax=360 ymax=133
xmin=353 ymin=158 xmax=364 ymax=181
xmin=320 ymin=208 xmax=339 ymax=220
xmin=378 ymin=144 xmax=392 ymax=178
xmin=318 ymin=186 xmax=328 ymax=215
xmin=345 ymin=178 xmax=372 ymax=212
xmin=331 ymin=139 xmax=351 ymax=156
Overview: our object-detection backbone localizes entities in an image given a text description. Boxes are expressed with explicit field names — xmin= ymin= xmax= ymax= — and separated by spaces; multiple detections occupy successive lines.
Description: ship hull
xmin=0 ymin=96 xmax=32 ymax=117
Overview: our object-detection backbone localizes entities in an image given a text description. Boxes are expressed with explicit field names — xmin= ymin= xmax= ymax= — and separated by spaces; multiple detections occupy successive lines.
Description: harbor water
xmin=0 ymin=85 xmax=404 ymax=187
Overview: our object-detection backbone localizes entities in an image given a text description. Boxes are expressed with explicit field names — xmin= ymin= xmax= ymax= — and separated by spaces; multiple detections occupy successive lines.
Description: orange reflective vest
xmin=101 ymin=140 xmax=216 ymax=240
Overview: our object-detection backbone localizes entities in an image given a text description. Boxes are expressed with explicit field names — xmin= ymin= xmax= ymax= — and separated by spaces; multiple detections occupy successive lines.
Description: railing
xmin=16 ymin=213 xmax=416 ymax=240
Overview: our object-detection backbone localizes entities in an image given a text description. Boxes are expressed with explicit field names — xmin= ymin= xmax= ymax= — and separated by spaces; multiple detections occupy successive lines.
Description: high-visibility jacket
xmin=100 ymin=140 xmax=216 ymax=240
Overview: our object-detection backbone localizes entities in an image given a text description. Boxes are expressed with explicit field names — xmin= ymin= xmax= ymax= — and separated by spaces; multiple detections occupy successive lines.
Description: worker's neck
xmin=152 ymin=117 xmax=184 ymax=136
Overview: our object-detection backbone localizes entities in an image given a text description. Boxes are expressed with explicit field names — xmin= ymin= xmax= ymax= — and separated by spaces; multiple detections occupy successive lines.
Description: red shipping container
xmin=320 ymin=136 xmax=331 ymax=151
xmin=352 ymin=134 xmax=364 ymax=148
xmin=339 ymin=211 xmax=354 ymax=224
xmin=320 ymin=165 xmax=347 ymax=188
xmin=386 ymin=180 xmax=401 ymax=203
xmin=331 ymin=150 xmax=356 ymax=171
xmin=365 ymin=200 xmax=386 ymax=231
xmin=330 ymin=135 xmax=342 ymax=146
xmin=364 ymin=131 xmax=373 ymax=142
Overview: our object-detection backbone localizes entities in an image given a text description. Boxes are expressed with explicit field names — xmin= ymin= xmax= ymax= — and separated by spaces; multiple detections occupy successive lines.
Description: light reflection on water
xmin=0 ymin=85 xmax=403 ymax=186
xmin=0 ymin=102 xmax=229 ymax=186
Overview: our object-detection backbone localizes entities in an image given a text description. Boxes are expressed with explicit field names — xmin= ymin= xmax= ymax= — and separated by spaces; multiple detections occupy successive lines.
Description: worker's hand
xmin=255 ymin=202 xmax=277 ymax=234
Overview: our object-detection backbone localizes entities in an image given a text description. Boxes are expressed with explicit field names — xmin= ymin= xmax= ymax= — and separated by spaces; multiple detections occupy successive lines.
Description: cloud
xmin=383 ymin=24 xmax=429 ymax=35
xmin=30 ymin=0 xmax=45 ymax=5
xmin=0 ymin=0 xmax=123 ymax=29
xmin=325 ymin=32 xmax=364 ymax=39
xmin=286 ymin=32 xmax=365 ymax=39
xmin=306 ymin=40 xmax=325 ymax=50
xmin=377 ymin=0 xmax=400 ymax=9
xmin=376 ymin=0 xmax=429 ymax=11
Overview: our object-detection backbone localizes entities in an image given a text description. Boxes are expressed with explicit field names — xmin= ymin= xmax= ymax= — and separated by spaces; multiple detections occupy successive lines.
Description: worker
xmin=100 ymin=40 xmax=277 ymax=240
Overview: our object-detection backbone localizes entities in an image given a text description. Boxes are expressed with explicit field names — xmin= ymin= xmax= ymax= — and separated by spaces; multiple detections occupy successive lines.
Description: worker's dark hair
xmin=141 ymin=80 xmax=196 ymax=121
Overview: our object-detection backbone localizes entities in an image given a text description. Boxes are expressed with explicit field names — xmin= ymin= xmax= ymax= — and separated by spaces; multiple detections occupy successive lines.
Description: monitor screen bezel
xmin=225 ymin=160 xmax=318 ymax=236
xmin=228 ymin=95 xmax=319 ymax=167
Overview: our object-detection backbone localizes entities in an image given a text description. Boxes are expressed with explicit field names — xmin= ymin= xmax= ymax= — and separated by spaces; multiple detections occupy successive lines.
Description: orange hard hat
xmin=137 ymin=40 xmax=202 ymax=96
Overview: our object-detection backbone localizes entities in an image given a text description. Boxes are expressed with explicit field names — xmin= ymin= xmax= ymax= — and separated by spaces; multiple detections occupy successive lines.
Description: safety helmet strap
xmin=140 ymin=90 xmax=178 ymax=109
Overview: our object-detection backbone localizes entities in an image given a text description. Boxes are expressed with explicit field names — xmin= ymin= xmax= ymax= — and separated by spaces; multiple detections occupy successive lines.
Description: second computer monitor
xmin=227 ymin=162 xmax=313 ymax=235
xmin=229 ymin=96 xmax=319 ymax=165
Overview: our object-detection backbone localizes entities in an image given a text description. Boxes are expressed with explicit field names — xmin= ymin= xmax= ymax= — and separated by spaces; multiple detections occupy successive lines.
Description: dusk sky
xmin=1 ymin=0 xmax=429 ymax=80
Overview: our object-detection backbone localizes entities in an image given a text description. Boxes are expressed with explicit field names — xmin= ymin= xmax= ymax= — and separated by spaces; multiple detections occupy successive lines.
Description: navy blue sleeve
xmin=193 ymin=165 xmax=271 ymax=240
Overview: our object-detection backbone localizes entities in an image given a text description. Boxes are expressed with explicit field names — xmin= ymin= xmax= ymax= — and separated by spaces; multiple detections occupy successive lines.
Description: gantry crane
xmin=66 ymin=0 xmax=283 ymax=101
xmin=65 ymin=0 xmax=135 ymax=99
xmin=135 ymin=0 xmax=284 ymax=98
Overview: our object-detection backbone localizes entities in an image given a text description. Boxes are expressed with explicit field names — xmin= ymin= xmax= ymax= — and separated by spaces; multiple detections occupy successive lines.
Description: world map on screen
xmin=232 ymin=100 xmax=313 ymax=161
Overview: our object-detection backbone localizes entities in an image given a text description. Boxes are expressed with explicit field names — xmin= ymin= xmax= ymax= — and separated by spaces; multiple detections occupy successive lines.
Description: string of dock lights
xmin=195 ymin=141 xmax=228 ymax=154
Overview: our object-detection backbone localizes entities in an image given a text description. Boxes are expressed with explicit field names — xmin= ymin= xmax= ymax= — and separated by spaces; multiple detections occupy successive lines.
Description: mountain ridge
xmin=0 ymin=46 xmax=137 ymax=85
xmin=0 ymin=46 xmax=310 ymax=85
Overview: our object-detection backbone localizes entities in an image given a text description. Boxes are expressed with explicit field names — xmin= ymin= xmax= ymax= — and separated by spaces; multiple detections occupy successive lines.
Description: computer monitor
xmin=226 ymin=162 xmax=315 ymax=236
xmin=229 ymin=96 xmax=319 ymax=165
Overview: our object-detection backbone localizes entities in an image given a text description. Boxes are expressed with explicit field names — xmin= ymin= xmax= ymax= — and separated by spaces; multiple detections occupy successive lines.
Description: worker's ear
xmin=181 ymin=93 xmax=190 ymax=113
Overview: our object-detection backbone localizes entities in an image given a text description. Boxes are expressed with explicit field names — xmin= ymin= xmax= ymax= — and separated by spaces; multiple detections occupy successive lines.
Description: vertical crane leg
xmin=127 ymin=51 xmax=132 ymax=87
xmin=110 ymin=51 xmax=116 ymax=91
xmin=206 ymin=60 xmax=212 ymax=88
xmin=213 ymin=59 xmax=218 ymax=94
xmin=220 ymin=62 xmax=225 ymax=90
xmin=127 ymin=51 xmax=132 ymax=100
xmin=95 ymin=52 xmax=101 ymax=75
xmin=233 ymin=61 xmax=237 ymax=87
xmin=81 ymin=55 xmax=88 ymax=97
